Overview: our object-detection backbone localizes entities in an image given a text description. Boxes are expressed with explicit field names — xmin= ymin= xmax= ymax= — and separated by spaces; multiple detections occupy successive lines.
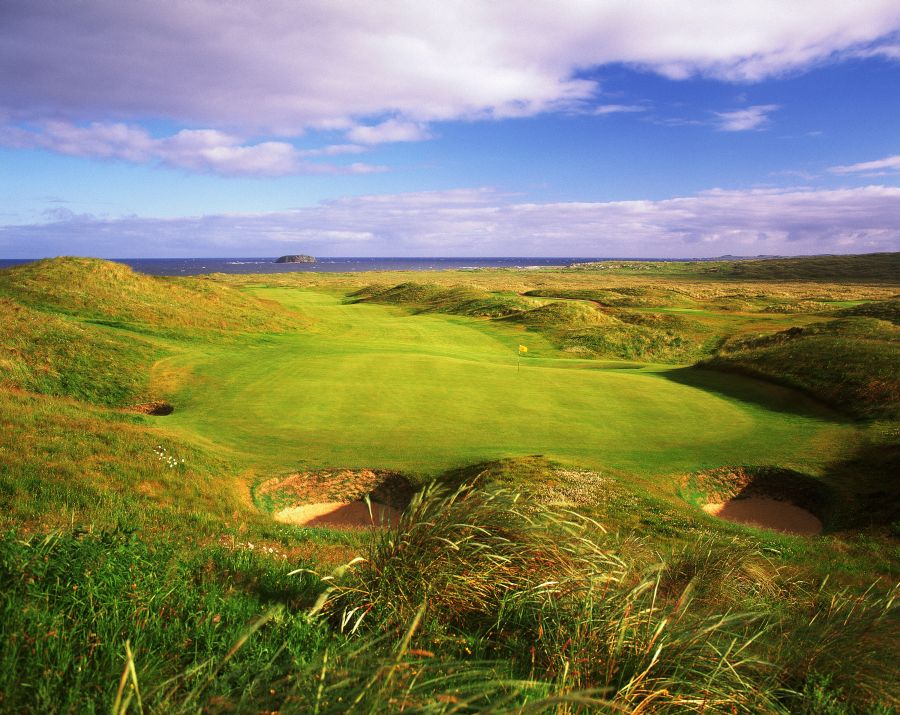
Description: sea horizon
xmin=1 ymin=253 xmax=792 ymax=276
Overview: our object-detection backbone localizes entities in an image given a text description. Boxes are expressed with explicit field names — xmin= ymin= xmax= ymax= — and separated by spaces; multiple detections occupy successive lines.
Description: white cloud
xmin=346 ymin=119 xmax=432 ymax=144
xmin=3 ymin=185 xmax=898 ymax=258
xmin=1 ymin=1 xmax=898 ymax=135
xmin=829 ymin=154 xmax=900 ymax=174
xmin=714 ymin=104 xmax=779 ymax=131
xmin=592 ymin=104 xmax=647 ymax=116
xmin=0 ymin=121 xmax=383 ymax=176
xmin=845 ymin=43 xmax=900 ymax=60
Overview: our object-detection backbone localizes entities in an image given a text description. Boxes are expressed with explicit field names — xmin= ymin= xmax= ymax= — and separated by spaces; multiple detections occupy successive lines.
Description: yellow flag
xmin=518 ymin=344 xmax=528 ymax=353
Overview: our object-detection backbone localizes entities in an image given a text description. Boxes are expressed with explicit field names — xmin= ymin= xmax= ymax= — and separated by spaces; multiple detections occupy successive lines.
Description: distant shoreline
xmin=0 ymin=254 xmax=800 ymax=277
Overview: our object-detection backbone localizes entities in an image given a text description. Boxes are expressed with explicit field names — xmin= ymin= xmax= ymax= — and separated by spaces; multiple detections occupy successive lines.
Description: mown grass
xmin=156 ymin=287 xmax=854 ymax=478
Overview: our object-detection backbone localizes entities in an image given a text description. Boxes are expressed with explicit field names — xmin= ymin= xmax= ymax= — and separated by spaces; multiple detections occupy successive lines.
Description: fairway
xmin=156 ymin=288 xmax=854 ymax=477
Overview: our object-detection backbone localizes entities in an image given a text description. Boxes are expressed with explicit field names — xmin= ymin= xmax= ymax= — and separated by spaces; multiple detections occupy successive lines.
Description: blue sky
xmin=1 ymin=1 xmax=899 ymax=258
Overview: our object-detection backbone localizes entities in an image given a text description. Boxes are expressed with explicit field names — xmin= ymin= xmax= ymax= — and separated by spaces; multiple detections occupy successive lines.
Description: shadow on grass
xmin=821 ymin=435 xmax=900 ymax=530
xmin=658 ymin=365 xmax=846 ymax=422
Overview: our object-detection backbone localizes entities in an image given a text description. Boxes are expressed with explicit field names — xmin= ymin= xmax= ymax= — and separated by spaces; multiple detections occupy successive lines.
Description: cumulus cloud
xmin=3 ymin=186 xmax=898 ymax=258
xmin=0 ymin=121 xmax=382 ymax=176
xmin=714 ymin=104 xmax=779 ymax=131
xmin=829 ymin=154 xmax=900 ymax=174
xmin=2 ymin=1 xmax=899 ymax=135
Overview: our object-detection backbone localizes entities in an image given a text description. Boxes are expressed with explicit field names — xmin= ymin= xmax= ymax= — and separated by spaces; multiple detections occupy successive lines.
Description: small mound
xmin=275 ymin=501 xmax=401 ymax=528
xmin=703 ymin=498 xmax=822 ymax=535
xmin=131 ymin=401 xmax=174 ymax=416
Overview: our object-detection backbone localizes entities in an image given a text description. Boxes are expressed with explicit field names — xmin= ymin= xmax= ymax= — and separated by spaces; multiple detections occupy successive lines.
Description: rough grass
xmin=0 ymin=257 xmax=303 ymax=335
xmin=0 ymin=388 xmax=247 ymax=536
xmin=524 ymin=285 xmax=696 ymax=308
xmin=703 ymin=317 xmax=900 ymax=420
xmin=568 ymin=252 xmax=900 ymax=283
xmin=0 ymin=297 xmax=156 ymax=406
xmin=833 ymin=297 xmax=900 ymax=325
xmin=319 ymin=484 xmax=899 ymax=713
xmin=352 ymin=281 xmax=536 ymax=317
xmin=0 ymin=530 xmax=326 ymax=713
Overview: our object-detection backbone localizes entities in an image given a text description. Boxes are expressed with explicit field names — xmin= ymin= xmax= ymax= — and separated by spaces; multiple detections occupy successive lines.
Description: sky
xmin=1 ymin=1 xmax=899 ymax=258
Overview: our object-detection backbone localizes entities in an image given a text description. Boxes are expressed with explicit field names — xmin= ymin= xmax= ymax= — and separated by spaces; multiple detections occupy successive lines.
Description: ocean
xmin=0 ymin=256 xmax=612 ymax=276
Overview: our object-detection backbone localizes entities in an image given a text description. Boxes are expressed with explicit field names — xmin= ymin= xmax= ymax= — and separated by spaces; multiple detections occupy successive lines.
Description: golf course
xmin=159 ymin=287 xmax=851 ymax=477
xmin=1 ymin=255 xmax=897 ymax=713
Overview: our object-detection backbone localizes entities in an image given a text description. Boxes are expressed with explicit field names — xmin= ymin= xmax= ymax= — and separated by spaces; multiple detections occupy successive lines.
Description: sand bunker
xmin=256 ymin=468 xmax=413 ymax=529
xmin=703 ymin=497 xmax=822 ymax=535
xmin=275 ymin=501 xmax=401 ymax=528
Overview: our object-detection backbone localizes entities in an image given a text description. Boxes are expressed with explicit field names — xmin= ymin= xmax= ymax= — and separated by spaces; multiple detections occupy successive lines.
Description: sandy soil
xmin=274 ymin=501 xmax=401 ymax=528
xmin=703 ymin=497 xmax=822 ymax=535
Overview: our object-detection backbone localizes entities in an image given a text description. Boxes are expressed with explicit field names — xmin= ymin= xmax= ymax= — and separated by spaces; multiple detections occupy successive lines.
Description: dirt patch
xmin=255 ymin=469 xmax=414 ymax=529
xmin=703 ymin=497 xmax=822 ymax=535
xmin=275 ymin=501 xmax=401 ymax=528
xmin=131 ymin=401 xmax=174 ymax=416
xmin=683 ymin=465 xmax=831 ymax=535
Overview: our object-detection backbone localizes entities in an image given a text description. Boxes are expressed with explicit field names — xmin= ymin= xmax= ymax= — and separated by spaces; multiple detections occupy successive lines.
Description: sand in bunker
xmin=703 ymin=497 xmax=822 ymax=535
xmin=275 ymin=501 xmax=401 ymax=528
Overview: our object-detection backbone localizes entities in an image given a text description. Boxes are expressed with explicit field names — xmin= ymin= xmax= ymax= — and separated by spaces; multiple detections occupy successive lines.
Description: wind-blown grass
xmin=313 ymin=484 xmax=898 ymax=713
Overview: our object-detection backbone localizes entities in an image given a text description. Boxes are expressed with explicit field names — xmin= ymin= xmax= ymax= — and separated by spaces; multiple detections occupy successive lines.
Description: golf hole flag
xmin=518 ymin=344 xmax=528 ymax=353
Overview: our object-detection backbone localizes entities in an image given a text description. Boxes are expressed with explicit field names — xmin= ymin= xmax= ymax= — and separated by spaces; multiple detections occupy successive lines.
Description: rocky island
xmin=275 ymin=254 xmax=316 ymax=264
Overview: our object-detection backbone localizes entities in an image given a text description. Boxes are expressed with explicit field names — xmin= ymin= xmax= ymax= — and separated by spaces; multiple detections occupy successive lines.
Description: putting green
xmin=155 ymin=288 xmax=853 ymax=477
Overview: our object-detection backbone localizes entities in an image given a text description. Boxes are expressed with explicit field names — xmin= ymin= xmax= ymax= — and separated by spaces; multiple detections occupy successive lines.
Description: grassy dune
xmin=1 ymin=256 xmax=897 ymax=713
xmin=0 ymin=257 xmax=303 ymax=335
xmin=0 ymin=298 xmax=155 ymax=405
xmin=705 ymin=317 xmax=899 ymax=420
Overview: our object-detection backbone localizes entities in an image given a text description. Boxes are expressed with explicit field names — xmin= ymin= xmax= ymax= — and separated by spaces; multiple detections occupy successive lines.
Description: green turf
xmin=154 ymin=288 xmax=854 ymax=479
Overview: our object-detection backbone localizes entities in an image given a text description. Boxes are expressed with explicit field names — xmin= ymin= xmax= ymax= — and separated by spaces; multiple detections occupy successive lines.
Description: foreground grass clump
xmin=703 ymin=317 xmax=899 ymax=419
xmin=2 ymin=487 xmax=896 ymax=713
xmin=316 ymin=485 xmax=899 ymax=713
